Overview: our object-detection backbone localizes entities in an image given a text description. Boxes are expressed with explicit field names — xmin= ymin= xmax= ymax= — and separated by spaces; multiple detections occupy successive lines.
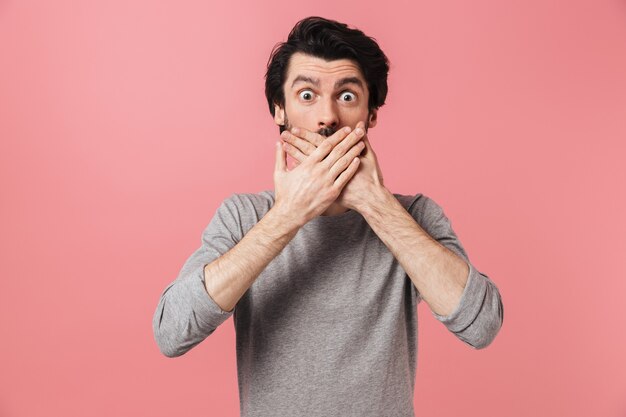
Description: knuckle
xmin=333 ymin=144 xmax=346 ymax=155
xmin=311 ymin=136 xmax=323 ymax=146
xmin=311 ymin=163 xmax=323 ymax=176
xmin=341 ymin=158 xmax=351 ymax=170
xmin=332 ymin=130 xmax=348 ymax=145
xmin=325 ymin=188 xmax=338 ymax=201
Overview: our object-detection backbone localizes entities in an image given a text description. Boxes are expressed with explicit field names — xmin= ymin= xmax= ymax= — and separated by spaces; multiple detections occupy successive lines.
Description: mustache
xmin=317 ymin=122 xmax=367 ymax=138
xmin=317 ymin=127 xmax=337 ymax=137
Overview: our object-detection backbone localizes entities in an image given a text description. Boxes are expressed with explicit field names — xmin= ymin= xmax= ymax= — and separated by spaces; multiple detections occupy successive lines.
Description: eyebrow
xmin=290 ymin=75 xmax=364 ymax=90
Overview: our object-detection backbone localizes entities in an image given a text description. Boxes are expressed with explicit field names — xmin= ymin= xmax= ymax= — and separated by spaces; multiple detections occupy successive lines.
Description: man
xmin=153 ymin=16 xmax=504 ymax=417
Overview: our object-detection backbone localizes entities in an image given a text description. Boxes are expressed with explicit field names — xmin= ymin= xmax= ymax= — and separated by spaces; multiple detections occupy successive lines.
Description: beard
xmin=281 ymin=110 xmax=370 ymax=138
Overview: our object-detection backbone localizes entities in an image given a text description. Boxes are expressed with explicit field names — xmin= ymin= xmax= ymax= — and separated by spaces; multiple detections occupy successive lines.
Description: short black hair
xmin=264 ymin=16 xmax=390 ymax=121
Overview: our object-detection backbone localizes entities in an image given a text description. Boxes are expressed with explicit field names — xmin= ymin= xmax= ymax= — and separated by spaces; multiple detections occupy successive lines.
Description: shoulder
xmin=222 ymin=189 xmax=274 ymax=214
xmin=392 ymin=191 xmax=445 ymax=225
xmin=217 ymin=190 xmax=275 ymax=235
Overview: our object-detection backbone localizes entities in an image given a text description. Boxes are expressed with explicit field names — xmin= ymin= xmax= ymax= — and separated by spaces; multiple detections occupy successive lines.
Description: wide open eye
xmin=340 ymin=91 xmax=356 ymax=102
xmin=298 ymin=90 xmax=315 ymax=101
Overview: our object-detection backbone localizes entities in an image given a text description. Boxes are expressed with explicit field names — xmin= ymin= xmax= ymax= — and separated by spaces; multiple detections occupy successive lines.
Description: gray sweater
xmin=153 ymin=190 xmax=504 ymax=417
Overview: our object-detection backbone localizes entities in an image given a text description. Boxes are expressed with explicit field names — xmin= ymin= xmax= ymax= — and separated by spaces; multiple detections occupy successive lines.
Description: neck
xmin=320 ymin=201 xmax=351 ymax=216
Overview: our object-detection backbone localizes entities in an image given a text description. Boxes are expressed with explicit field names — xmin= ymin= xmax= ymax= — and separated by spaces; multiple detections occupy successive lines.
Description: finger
xmin=282 ymin=141 xmax=307 ymax=163
xmin=361 ymin=134 xmax=377 ymax=160
xmin=290 ymin=126 xmax=324 ymax=147
xmin=321 ymin=125 xmax=365 ymax=168
xmin=333 ymin=156 xmax=360 ymax=189
xmin=275 ymin=141 xmax=286 ymax=172
xmin=309 ymin=126 xmax=352 ymax=163
xmin=291 ymin=125 xmax=354 ymax=149
xmin=281 ymin=130 xmax=317 ymax=156
xmin=359 ymin=134 xmax=370 ymax=157
xmin=329 ymin=140 xmax=365 ymax=179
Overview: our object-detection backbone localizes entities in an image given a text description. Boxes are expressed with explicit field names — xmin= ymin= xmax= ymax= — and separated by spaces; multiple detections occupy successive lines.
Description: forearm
xmin=204 ymin=205 xmax=300 ymax=312
xmin=359 ymin=186 xmax=469 ymax=317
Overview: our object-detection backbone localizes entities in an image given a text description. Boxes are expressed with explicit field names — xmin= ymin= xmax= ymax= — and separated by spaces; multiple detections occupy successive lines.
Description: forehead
xmin=285 ymin=52 xmax=366 ymax=87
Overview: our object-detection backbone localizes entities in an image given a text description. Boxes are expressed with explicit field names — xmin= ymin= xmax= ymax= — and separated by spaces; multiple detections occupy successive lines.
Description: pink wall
xmin=1 ymin=1 xmax=625 ymax=416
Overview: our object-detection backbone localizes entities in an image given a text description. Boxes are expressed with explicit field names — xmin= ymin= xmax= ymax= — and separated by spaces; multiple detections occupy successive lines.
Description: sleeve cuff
xmin=183 ymin=264 xmax=235 ymax=331
xmin=430 ymin=261 xmax=488 ymax=333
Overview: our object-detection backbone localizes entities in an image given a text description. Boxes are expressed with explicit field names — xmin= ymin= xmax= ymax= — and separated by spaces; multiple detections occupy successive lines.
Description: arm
xmin=153 ymin=127 xmax=365 ymax=357
xmin=361 ymin=187 xmax=469 ymax=317
xmin=152 ymin=197 xmax=300 ymax=358
xmin=283 ymin=121 xmax=503 ymax=349
xmin=282 ymin=122 xmax=503 ymax=349
xmin=360 ymin=186 xmax=504 ymax=349
xmin=203 ymin=206 xmax=299 ymax=314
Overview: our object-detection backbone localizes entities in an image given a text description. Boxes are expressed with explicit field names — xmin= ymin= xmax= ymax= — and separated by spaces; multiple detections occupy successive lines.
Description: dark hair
xmin=264 ymin=16 xmax=390 ymax=120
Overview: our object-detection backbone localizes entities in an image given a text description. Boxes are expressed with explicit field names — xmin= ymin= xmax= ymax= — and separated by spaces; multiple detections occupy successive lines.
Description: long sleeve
xmin=152 ymin=195 xmax=244 ymax=357
xmin=410 ymin=195 xmax=504 ymax=350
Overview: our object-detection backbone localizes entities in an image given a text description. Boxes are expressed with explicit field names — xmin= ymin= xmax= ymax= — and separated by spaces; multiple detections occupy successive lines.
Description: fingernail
xmin=291 ymin=127 xmax=299 ymax=134
xmin=355 ymin=128 xmax=363 ymax=135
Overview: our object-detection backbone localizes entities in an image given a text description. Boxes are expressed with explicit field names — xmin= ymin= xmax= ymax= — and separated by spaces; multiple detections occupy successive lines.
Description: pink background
xmin=1 ymin=0 xmax=625 ymax=416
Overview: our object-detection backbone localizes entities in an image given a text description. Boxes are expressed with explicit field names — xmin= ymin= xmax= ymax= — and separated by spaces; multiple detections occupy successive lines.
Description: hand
xmin=273 ymin=125 xmax=366 ymax=229
xmin=280 ymin=121 xmax=384 ymax=212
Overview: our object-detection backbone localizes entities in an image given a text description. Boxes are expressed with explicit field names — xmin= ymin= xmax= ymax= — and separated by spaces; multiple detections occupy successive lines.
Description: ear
xmin=367 ymin=109 xmax=378 ymax=128
xmin=274 ymin=103 xmax=285 ymax=126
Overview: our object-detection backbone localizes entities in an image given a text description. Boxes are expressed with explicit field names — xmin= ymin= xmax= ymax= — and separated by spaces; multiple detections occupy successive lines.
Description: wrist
xmin=356 ymin=184 xmax=391 ymax=216
xmin=266 ymin=202 xmax=305 ymax=235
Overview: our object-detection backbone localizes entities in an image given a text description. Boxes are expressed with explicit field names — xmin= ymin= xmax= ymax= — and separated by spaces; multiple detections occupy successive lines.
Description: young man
xmin=153 ymin=16 xmax=503 ymax=417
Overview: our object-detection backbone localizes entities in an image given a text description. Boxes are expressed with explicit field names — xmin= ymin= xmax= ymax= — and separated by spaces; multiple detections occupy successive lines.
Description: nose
xmin=317 ymin=97 xmax=339 ymax=132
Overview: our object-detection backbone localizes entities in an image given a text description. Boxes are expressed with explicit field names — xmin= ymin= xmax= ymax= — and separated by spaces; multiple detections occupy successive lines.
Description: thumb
xmin=361 ymin=134 xmax=373 ymax=157
xmin=275 ymin=141 xmax=287 ymax=173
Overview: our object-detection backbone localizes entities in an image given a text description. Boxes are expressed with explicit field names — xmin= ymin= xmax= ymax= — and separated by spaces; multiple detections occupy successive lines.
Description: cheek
xmin=341 ymin=107 xmax=370 ymax=125
xmin=285 ymin=104 xmax=317 ymax=128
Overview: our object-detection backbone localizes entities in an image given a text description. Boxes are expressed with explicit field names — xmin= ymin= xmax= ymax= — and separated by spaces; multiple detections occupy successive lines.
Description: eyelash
xmin=298 ymin=90 xmax=357 ymax=102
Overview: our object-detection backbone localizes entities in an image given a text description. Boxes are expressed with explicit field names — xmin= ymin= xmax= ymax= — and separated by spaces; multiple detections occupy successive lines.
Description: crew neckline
xmin=310 ymin=206 xmax=361 ymax=224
